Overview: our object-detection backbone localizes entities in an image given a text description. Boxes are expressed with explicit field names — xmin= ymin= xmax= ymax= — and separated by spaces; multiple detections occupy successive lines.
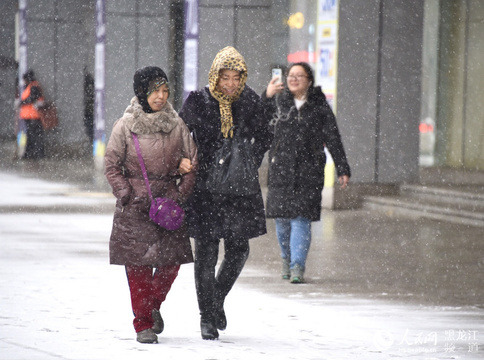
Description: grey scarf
xmin=122 ymin=96 xmax=179 ymax=134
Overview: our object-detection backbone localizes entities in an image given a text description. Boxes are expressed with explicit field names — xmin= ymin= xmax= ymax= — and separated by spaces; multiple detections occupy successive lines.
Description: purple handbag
xmin=132 ymin=133 xmax=185 ymax=231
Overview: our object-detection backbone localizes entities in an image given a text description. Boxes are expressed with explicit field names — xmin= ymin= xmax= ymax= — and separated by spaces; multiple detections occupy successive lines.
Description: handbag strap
xmin=131 ymin=133 xmax=154 ymax=201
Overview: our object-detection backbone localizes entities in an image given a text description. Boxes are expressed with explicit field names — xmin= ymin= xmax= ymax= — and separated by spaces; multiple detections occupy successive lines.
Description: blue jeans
xmin=275 ymin=217 xmax=312 ymax=271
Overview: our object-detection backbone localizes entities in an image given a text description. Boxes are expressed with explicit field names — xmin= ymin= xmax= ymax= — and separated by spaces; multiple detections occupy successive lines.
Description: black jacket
xmin=262 ymin=86 xmax=351 ymax=221
xmin=179 ymin=85 xmax=272 ymax=240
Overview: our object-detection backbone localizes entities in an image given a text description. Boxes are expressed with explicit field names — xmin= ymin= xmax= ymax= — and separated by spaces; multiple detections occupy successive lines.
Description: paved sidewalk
xmin=1 ymin=147 xmax=484 ymax=358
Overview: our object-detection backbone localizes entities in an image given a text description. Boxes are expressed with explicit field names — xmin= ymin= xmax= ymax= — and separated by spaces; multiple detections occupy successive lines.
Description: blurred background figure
xmin=19 ymin=69 xmax=44 ymax=160
xmin=83 ymin=67 xmax=95 ymax=145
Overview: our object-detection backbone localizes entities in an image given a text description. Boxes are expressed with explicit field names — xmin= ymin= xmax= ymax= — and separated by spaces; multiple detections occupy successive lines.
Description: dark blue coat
xmin=262 ymin=86 xmax=351 ymax=221
xmin=179 ymin=86 xmax=272 ymax=240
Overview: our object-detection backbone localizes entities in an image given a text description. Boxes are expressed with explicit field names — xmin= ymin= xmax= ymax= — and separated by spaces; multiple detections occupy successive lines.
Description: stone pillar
xmin=337 ymin=0 xmax=424 ymax=184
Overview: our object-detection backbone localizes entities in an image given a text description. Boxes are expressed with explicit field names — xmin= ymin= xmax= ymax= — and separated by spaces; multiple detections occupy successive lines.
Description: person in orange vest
xmin=19 ymin=69 xmax=45 ymax=159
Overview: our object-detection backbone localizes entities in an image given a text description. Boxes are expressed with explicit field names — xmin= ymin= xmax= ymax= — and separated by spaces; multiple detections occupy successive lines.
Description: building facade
xmin=0 ymin=0 xmax=482 ymax=186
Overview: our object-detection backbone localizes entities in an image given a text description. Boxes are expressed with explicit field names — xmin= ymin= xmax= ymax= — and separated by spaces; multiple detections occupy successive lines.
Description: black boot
xmin=200 ymin=315 xmax=219 ymax=340
xmin=194 ymin=237 xmax=220 ymax=340
xmin=214 ymin=300 xmax=227 ymax=331
xmin=213 ymin=237 xmax=249 ymax=331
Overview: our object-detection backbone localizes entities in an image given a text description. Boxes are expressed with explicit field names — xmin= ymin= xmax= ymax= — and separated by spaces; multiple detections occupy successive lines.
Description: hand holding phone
xmin=267 ymin=68 xmax=284 ymax=98
xmin=272 ymin=68 xmax=282 ymax=84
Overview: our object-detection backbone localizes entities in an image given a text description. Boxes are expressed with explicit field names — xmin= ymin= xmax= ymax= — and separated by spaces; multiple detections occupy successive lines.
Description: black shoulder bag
xmin=205 ymin=127 xmax=260 ymax=196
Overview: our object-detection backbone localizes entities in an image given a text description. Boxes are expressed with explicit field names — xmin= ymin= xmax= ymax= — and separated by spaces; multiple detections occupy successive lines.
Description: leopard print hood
xmin=121 ymin=96 xmax=179 ymax=134
xmin=208 ymin=46 xmax=248 ymax=138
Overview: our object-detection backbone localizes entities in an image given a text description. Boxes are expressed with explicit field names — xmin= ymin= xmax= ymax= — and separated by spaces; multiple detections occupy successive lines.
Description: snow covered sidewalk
xmin=0 ymin=172 xmax=483 ymax=359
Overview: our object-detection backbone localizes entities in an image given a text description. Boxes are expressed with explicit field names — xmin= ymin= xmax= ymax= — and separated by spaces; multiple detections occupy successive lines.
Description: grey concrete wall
xmin=436 ymin=1 xmax=466 ymax=167
xmin=463 ymin=0 xmax=484 ymax=168
xmin=0 ymin=0 xmax=432 ymax=183
xmin=236 ymin=2 xmax=273 ymax=92
xmin=198 ymin=2 xmax=236 ymax=89
xmin=0 ymin=0 xmax=18 ymax=140
xmin=3 ymin=0 xmax=172 ymax=148
xmin=3 ymin=0 xmax=281 ymax=149
xmin=104 ymin=0 xmax=171 ymax=136
xmin=198 ymin=0 xmax=276 ymax=95
xmin=337 ymin=0 xmax=423 ymax=184
xmin=26 ymin=0 xmax=95 ymax=148
xmin=337 ymin=0 xmax=380 ymax=183
xmin=437 ymin=0 xmax=484 ymax=170
xmin=378 ymin=0 xmax=423 ymax=183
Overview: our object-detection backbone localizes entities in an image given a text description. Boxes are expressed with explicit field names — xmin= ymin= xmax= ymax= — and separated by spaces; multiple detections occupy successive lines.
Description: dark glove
xmin=120 ymin=193 xmax=131 ymax=206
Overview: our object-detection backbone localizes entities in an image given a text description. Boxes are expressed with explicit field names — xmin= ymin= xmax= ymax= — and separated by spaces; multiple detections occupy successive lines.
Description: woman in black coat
xmin=263 ymin=62 xmax=351 ymax=284
xmin=179 ymin=46 xmax=272 ymax=340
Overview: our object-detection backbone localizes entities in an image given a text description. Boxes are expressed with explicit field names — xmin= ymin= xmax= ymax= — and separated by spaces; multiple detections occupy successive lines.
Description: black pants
xmin=194 ymin=233 xmax=250 ymax=320
xmin=24 ymin=119 xmax=45 ymax=160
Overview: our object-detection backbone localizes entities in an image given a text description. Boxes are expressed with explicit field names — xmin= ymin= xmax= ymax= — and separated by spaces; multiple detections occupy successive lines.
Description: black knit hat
xmin=23 ymin=69 xmax=36 ymax=83
xmin=133 ymin=66 xmax=169 ymax=113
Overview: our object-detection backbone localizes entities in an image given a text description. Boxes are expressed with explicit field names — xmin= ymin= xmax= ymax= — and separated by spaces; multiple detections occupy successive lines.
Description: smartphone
xmin=272 ymin=68 xmax=282 ymax=84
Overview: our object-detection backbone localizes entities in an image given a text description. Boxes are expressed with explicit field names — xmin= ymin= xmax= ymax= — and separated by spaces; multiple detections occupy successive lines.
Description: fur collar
xmin=121 ymin=97 xmax=179 ymax=134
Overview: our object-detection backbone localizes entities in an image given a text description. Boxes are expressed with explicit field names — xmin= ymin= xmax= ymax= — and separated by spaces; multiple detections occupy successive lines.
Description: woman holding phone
xmin=263 ymin=62 xmax=351 ymax=284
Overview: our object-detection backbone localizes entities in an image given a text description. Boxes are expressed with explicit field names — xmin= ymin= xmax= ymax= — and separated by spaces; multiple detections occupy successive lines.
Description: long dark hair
xmin=286 ymin=62 xmax=314 ymax=88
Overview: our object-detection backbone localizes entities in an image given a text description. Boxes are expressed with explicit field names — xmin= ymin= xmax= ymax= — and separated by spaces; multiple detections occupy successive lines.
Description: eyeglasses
xmin=287 ymin=74 xmax=308 ymax=80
